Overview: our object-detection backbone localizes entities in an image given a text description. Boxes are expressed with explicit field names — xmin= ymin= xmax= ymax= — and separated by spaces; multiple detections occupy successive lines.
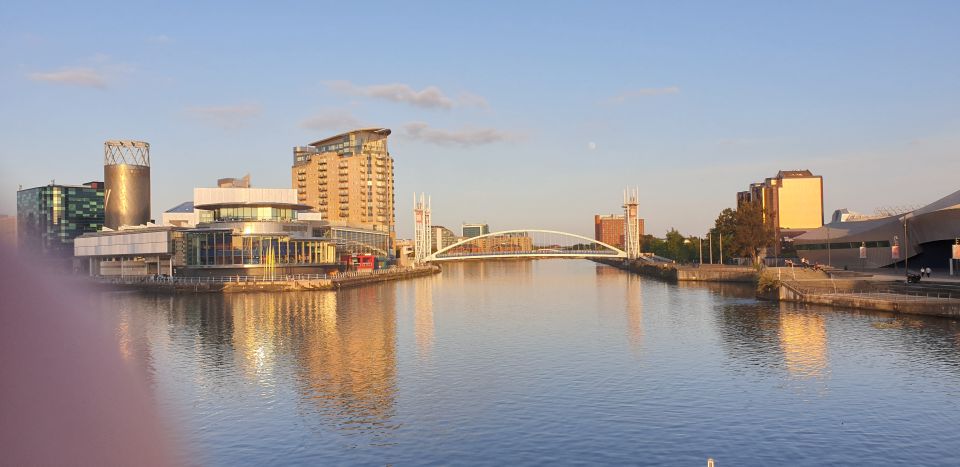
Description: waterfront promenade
xmin=90 ymin=264 xmax=441 ymax=293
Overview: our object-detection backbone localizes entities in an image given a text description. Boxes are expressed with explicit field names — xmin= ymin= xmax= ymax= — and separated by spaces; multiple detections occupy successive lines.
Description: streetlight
xmin=684 ymin=237 xmax=703 ymax=265
xmin=708 ymin=232 xmax=713 ymax=264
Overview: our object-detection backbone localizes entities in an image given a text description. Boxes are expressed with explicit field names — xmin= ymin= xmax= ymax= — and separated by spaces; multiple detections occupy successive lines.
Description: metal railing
xmin=96 ymin=265 xmax=439 ymax=286
xmin=782 ymin=280 xmax=960 ymax=303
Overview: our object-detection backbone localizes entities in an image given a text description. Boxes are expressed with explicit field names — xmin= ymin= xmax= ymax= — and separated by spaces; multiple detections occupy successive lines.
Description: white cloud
xmin=403 ymin=122 xmax=516 ymax=146
xmin=27 ymin=67 xmax=108 ymax=88
xmin=147 ymin=34 xmax=172 ymax=44
xmin=608 ymin=86 xmax=680 ymax=104
xmin=325 ymin=80 xmax=487 ymax=109
xmin=300 ymin=109 xmax=363 ymax=131
xmin=588 ymin=142 xmax=597 ymax=150
xmin=458 ymin=91 xmax=490 ymax=109
xmin=186 ymin=104 xmax=261 ymax=129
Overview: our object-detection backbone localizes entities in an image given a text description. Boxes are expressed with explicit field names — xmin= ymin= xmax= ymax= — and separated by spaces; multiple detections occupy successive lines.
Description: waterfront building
xmin=0 ymin=214 xmax=16 ymax=251
xmin=291 ymin=129 xmax=395 ymax=241
xmin=103 ymin=140 xmax=151 ymax=229
xmin=433 ymin=225 xmax=458 ymax=252
xmin=462 ymin=223 xmax=489 ymax=239
xmin=180 ymin=187 xmax=337 ymax=277
xmin=738 ymin=170 xmax=824 ymax=230
xmin=17 ymin=181 xmax=104 ymax=261
xmin=74 ymin=225 xmax=185 ymax=276
xmin=593 ymin=214 xmax=645 ymax=249
xmin=793 ymin=188 xmax=960 ymax=269
xmin=594 ymin=214 xmax=625 ymax=249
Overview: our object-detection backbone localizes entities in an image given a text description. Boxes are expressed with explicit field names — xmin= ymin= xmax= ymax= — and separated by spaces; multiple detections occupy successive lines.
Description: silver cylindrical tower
xmin=104 ymin=140 xmax=151 ymax=229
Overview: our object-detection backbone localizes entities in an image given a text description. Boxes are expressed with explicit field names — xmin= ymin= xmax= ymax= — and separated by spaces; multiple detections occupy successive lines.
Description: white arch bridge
xmin=423 ymin=229 xmax=627 ymax=262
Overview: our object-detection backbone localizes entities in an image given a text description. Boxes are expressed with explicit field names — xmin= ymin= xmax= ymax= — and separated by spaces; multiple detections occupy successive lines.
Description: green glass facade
xmin=17 ymin=182 xmax=104 ymax=258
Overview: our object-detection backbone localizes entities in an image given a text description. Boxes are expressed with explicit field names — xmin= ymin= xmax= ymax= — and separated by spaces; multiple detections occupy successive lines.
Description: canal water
xmin=100 ymin=261 xmax=960 ymax=466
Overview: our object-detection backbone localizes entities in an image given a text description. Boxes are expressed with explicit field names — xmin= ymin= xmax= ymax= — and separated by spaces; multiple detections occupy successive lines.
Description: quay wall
xmin=93 ymin=266 xmax=441 ymax=294
xmin=597 ymin=259 xmax=756 ymax=283
xmin=777 ymin=280 xmax=960 ymax=319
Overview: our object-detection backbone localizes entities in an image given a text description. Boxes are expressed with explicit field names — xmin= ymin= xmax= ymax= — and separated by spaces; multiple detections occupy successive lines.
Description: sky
xmin=1 ymin=1 xmax=958 ymax=239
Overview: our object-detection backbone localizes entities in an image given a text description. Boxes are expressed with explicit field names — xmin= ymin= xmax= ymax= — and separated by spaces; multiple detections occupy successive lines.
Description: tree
xmin=709 ymin=208 xmax=737 ymax=263
xmin=730 ymin=201 xmax=775 ymax=264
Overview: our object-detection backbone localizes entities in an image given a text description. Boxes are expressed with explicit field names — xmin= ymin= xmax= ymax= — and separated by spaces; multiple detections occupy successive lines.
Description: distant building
xmin=17 ymin=181 xmax=104 ymax=261
xmin=462 ymin=223 xmax=489 ymax=239
xmin=0 ymin=215 xmax=16 ymax=251
xmin=217 ymin=174 xmax=251 ymax=188
xmin=593 ymin=214 xmax=644 ymax=249
xmin=594 ymin=214 xmax=625 ymax=249
xmin=738 ymin=170 xmax=824 ymax=230
xmin=292 ymin=128 xmax=395 ymax=241
xmin=432 ymin=225 xmax=458 ymax=252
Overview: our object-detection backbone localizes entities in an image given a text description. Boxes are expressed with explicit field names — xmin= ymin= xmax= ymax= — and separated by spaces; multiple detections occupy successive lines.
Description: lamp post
xmin=709 ymin=232 xmax=713 ymax=264
xmin=904 ymin=216 xmax=909 ymax=280
xmin=826 ymin=224 xmax=831 ymax=267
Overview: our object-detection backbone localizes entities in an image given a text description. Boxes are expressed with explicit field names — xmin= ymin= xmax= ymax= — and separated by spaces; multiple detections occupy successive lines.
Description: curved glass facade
xmin=185 ymin=230 xmax=336 ymax=266
xmin=212 ymin=206 xmax=295 ymax=222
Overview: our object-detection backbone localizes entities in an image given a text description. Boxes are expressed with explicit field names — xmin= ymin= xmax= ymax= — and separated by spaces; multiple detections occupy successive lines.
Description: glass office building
xmin=17 ymin=182 xmax=104 ymax=259
xmin=180 ymin=187 xmax=338 ymax=277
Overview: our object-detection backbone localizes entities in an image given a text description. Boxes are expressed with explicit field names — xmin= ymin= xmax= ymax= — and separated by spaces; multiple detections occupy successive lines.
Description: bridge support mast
xmin=623 ymin=188 xmax=641 ymax=260
xmin=414 ymin=193 xmax=432 ymax=263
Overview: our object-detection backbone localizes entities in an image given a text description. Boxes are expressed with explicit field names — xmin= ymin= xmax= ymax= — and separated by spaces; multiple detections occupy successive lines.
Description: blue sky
xmin=1 ymin=1 xmax=958 ymax=238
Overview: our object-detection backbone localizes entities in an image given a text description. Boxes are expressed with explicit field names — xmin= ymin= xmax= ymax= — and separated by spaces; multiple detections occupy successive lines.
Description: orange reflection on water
xmin=779 ymin=312 xmax=828 ymax=378
xmin=414 ymin=277 xmax=435 ymax=360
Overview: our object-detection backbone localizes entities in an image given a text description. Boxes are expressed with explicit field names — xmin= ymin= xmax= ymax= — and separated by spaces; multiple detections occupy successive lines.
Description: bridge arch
xmin=424 ymin=229 xmax=627 ymax=262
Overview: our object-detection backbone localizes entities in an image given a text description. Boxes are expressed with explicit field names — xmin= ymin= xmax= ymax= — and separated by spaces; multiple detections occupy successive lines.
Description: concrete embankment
xmin=764 ymin=268 xmax=960 ymax=318
xmin=91 ymin=265 xmax=441 ymax=294
xmin=597 ymin=258 xmax=757 ymax=283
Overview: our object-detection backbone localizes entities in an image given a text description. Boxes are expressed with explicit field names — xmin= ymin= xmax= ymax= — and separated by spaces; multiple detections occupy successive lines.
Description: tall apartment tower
xmin=292 ymin=128 xmax=395 ymax=235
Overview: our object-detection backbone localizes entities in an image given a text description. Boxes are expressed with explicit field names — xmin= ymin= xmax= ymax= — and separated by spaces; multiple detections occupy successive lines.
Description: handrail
xmin=95 ymin=265 xmax=440 ymax=286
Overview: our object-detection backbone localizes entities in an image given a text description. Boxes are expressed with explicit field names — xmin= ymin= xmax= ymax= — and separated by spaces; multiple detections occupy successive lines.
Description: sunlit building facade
xmin=181 ymin=188 xmax=338 ymax=276
xmin=292 ymin=129 xmax=395 ymax=238
xmin=738 ymin=170 xmax=824 ymax=230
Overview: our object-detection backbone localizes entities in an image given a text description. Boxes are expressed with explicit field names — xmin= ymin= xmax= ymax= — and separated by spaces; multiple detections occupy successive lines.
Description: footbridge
xmin=423 ymin=229 xmax=627 ymax=262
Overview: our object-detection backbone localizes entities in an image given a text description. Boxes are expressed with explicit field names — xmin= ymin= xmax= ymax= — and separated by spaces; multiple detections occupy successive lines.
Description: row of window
xmin=795 ymin=240 xmax=892 ymax=251
xmin=212 ymin=207 xmax=296 ymax=222
xmin=185 ymin=232 xmax=337 ymax=266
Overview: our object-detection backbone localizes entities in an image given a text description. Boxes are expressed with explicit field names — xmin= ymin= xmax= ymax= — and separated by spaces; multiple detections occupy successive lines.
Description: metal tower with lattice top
xmin=413 ymin=193 xmax=432 ymax=263
xmin=623 ymin=188 xmax=641 ymax=260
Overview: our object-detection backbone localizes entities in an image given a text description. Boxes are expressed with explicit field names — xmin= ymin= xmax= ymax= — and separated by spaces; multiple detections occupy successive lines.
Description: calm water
xmin=100 ymin=261 xmax=960 ymax=466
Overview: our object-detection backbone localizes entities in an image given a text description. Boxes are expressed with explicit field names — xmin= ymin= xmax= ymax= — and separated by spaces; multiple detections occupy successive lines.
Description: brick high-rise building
xmin=594 ymin=214 xmax=644 ymax=249
xmin=292 ymin=129 xmax=395 ymax=237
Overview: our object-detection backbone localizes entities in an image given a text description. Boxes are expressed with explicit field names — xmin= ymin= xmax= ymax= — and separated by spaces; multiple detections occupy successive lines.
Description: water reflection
xmin=778 ymin=311 xmax=828 ymax=378
xmin=92 ymin=261 xmax=960 ymax=466
xmin=414 ymin=275 xmax=435 ymax=360
xmin=624 ymin=273 xmax=643 ymax=352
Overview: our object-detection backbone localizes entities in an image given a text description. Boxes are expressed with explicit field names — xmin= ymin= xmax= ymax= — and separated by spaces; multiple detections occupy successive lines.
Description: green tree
xmin=709 ymin=208 xmax=737 ymax=263
xmin=730 ymin=201 xmax=775 ymax=264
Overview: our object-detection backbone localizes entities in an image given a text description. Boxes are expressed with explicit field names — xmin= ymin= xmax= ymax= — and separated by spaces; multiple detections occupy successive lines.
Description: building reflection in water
xmin=778 ymin=311 xmax=828 ymax=379
xmin=624 ymin=273 xmax=643 ymax=353
xmin=141 ymin=289 xmax=400 ymax=437
xmin=594 ymin=264 xmax=643 ymax=354
xmin=414 ymin=275 xmax=436 ymax=360
xmin=293 ymin=287 xmax=398 ymax=433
